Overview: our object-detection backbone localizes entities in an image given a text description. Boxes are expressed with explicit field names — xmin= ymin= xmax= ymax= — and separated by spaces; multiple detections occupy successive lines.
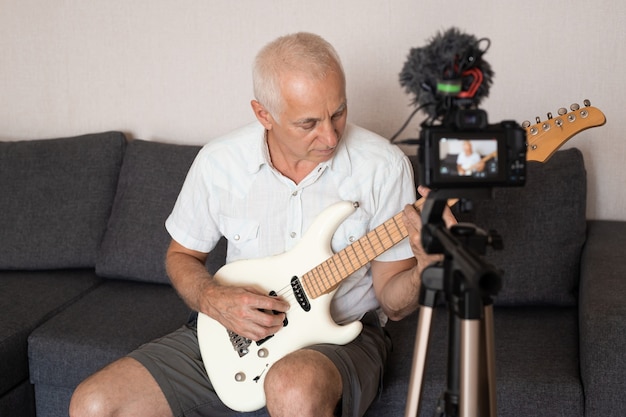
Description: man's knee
xmin=69 ymin=357 xmax=169 ymax=417
xmin=69 ymin=378 xmax=109 ymax=417
xmin=264 ymin=349 xmax=342 ymax=416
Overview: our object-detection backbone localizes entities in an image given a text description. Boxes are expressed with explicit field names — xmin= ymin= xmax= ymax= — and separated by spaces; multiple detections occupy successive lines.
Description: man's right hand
xmin=166 ymin=239 xmax=290 ymax=342
xmin=202 ymin=283 xmax=290 ymax=341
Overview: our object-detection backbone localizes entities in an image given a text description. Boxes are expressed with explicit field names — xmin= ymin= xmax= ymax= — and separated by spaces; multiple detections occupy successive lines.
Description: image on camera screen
xmin=438 ymin=138 xmax=498 ymax=179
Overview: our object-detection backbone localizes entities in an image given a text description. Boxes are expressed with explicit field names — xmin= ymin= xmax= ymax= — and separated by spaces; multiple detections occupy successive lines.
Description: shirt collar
xmin=243 ymin=123 xmax=268 ymax=175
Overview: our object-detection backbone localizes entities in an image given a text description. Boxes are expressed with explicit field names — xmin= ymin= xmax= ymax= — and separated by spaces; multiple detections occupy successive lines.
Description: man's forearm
xmin=165 ymin=242 xmax=214 ymax=313
xmin=379 ymin=265 xmax=423 ymax=321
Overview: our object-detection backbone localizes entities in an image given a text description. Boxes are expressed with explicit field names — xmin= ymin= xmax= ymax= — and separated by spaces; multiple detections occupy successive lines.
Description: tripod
xmin=404 ymin=192 xmax=502 ymax=417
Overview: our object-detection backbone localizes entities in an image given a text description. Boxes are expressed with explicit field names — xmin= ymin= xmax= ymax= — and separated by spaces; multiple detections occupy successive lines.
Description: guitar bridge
xmin=228 ymin=330 xmax=252 ymax=357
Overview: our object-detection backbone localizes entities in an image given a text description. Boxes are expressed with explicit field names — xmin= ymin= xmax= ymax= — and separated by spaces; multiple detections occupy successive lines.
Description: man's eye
xmin=332 ymin=110 xmax=345 ymax=120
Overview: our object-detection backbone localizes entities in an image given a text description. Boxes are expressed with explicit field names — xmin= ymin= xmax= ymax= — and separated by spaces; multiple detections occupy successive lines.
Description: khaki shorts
xmin=128 ymin=312 xmax=392 ymax=417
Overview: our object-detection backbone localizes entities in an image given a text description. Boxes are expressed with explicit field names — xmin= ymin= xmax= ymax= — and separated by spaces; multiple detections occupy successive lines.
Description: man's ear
xmin=251 ymin=100 xmax=273 ymax=130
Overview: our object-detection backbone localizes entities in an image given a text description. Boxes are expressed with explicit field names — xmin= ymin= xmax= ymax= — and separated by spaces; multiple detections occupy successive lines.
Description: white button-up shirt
xmin=166 ymin=122 xmax=416 ymax=324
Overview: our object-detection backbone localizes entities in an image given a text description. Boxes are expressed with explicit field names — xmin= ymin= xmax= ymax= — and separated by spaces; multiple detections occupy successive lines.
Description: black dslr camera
xmin=418 ymin=108 xmax=527 ymax=189
xmin=397 ymin=28 xmax=527 ymax=190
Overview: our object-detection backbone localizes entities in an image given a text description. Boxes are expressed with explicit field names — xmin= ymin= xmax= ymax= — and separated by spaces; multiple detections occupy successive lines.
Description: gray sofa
xmin=1 ymin=131 xmax=625 ymax=417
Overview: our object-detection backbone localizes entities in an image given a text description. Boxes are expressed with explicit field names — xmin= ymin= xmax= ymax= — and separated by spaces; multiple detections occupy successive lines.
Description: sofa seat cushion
xmin=28 ymin=280 xmax=190 ymax=390
xmin=0 ymin=132 xmax=126 ymax=270
xmin=96 ymin=140 xmax=201 ymax=284
xmin=0 ymin=379 xmax=36 ymax=417
xmin=0 ymin=269 xmax=101 ymax=395
xmin=370 ymin=306 xmax=583 ymax=417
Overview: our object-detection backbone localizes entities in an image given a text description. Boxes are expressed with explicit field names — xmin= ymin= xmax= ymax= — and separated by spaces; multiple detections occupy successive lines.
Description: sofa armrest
xmin=579 ymin=220 xmax=626 ymax=417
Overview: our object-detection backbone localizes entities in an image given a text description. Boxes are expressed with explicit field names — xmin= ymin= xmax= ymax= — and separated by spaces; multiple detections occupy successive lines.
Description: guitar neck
xmin=301 ymin=210 xmax=409 ymax=298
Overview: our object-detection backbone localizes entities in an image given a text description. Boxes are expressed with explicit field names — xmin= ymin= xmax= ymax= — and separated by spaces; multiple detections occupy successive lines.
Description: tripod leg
xmin=459 ymin=318 xmax=482 ymax=417
xmin=458 ymin=303 xmax=498 ymax=417
xmin=483 ymin=303 xmax=497 ymax=417
xmin=404 ymin=305 xmax=434 ymax=417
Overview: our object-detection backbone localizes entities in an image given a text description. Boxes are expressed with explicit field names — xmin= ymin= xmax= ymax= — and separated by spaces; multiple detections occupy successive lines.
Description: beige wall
xmin=1 ymin=0 xmax=624 ymax=220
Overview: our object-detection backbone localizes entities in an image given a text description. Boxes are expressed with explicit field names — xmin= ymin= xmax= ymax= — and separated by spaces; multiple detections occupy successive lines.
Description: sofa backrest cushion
xmin=96 ymin=139 xmax=202 ymax=284
xmin=0 ymin=132 xmax=126 ymax=269
xmin=454 ymin=148 xmax=587 ymax=306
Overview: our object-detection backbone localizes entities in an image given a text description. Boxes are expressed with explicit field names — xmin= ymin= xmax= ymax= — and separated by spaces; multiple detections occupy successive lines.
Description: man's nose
xmin=319 ymin=120 xmax=339 ymax=148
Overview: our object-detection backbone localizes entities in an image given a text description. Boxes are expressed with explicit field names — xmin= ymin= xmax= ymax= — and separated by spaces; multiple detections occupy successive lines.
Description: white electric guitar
xmin=197 ymin=101 xmax=605 ymax=412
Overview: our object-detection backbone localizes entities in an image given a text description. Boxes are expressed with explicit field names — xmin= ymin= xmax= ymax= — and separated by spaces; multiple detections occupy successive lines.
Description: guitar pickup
xmin=256 ymin=334 xmax=274 ymax=346
xmin=291 ymin=277 xmax=311 ymax=311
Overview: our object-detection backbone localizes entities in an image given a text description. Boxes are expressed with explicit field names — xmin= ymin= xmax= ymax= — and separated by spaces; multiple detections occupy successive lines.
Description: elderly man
xmin=70 ymin=32 xmax=454 ymax=417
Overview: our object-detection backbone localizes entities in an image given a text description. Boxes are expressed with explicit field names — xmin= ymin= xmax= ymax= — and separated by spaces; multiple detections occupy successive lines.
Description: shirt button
xmin=292 ymin=191 xmax=298 ymax=196
xmin=234 ymin=234 xmax=240 ymax=241
xmin=349 ymin=236 xmax=356 ymax=242
xmin=290 ymin=232 xmax=297 ymax=238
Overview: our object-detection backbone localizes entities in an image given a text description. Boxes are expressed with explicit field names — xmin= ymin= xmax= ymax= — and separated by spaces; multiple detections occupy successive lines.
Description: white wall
xmin=1 ymin=0 xmax=624 ymax=220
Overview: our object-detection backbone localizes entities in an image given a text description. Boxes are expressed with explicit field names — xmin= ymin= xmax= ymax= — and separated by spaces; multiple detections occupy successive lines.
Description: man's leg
xmin=69 ymin=323 xmax=236 ymax=417
xmin=69 ymin=357 xmax=172 ymax=417
xmin=264 ymin=349 xmax=343 ymax=417
xmin=264 ymin=311 xmax=392 ymax=417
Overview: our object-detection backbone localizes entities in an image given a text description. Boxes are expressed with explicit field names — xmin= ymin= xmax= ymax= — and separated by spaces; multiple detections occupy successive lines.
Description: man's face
xmin=266 ymin=69 xmax=347 ymax=166
xmin=463 ymin=141 xmax=473 ymax=155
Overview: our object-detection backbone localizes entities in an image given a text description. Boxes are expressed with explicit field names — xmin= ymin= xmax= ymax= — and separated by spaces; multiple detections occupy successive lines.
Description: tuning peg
xmin=570 ymin=103 xmax=580 ymax=111
xmin=535 ymin=116 xmax=541 ymax=123
xmin=521 ymin=120 xmax=531 ymax=128
xmin=547 ymin=112 xmax=553 ymax=119
xmin=584 ymin=99 xmax=591 ymax=107
xmin=558 ymin=107 xmax=568 ymax=116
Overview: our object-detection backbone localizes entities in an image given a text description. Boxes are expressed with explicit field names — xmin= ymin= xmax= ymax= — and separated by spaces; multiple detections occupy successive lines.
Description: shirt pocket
xmin=219 ymin=215 xmax=260 ymax=262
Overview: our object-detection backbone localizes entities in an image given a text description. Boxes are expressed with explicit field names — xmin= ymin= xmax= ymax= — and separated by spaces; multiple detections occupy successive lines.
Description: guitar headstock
xmin=523 ymin=99 xmax=606 ymax=162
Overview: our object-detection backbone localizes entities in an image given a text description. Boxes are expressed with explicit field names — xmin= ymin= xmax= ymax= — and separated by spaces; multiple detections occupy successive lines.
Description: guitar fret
xmin=370 ymin=230 xmax=383 ymax=253
xmin=311 ymin=268 xmax=324 ymax=296
xmin=323 ymin=259 xmax=336 ymax=288
xmin=382 ymin=222 xmax=393 ymax=247
xmin=345 ymin=244 xmax=363 ymax=276
xmin=327 ymin=257 xmax=342 ymax=287
xmin=318 ymin=264 xmax=332 ymax=290
xmin=307 ymin=270 xmax=321 ymax=298
xmin=379 ymin=224 xmax=392 ymax=248
xmin=359 ymin=237 xmax=372 ymax=260
xmin=327 ymin=257 xmax=338 ymax=278
xmin=343 ymin=248 xmax=357 ymax=273
xmin=354 ymin=239 xmax=368 ymax=263
xmin=336 ymin=252 xmax=351 ymax=276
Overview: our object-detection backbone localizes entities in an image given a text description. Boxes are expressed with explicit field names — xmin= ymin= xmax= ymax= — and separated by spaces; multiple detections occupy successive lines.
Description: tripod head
xmin=420 ymin=188 xmax=502 ymax=299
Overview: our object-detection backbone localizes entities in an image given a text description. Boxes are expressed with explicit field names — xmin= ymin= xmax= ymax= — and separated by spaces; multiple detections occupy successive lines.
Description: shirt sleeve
xmin=165 ymin=148 xmax=222 ymax=253
xmin=371 ymin=153 xmax=416 ymax=262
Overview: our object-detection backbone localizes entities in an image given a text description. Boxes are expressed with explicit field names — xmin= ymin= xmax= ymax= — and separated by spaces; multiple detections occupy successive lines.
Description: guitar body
xmin=197 ymin=201 xmax=364 ymax=412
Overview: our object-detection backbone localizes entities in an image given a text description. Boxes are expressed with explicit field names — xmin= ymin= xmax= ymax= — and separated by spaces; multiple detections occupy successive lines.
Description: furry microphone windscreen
xmin=399 ymin=27 xmax=494 ymax=119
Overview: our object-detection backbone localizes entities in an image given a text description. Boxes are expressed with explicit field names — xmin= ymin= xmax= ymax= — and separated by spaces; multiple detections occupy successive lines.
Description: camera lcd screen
xmin=436 ymin=138 xmax=499 ymax=181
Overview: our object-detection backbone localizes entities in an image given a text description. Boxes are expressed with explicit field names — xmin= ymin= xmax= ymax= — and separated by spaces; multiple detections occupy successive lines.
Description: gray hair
xmin=252 ymin=32 xmax=345 ymax=118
